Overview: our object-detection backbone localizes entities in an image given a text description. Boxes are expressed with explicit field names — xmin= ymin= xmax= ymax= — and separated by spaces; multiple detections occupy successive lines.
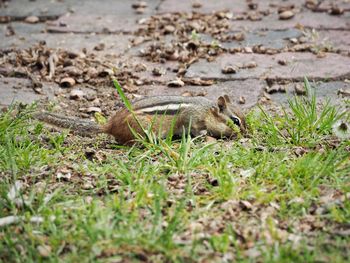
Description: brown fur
xmin=35 ymin=95 xmax=246 ymax=145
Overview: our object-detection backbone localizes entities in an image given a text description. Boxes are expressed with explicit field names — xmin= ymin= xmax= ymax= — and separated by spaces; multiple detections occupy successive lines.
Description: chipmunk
xmin=34 ymin=95 xmax=246 ymax=145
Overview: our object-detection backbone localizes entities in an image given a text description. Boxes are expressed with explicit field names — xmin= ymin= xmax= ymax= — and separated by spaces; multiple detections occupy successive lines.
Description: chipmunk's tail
xmin=33 ymin=112 xmax=103 ymax=136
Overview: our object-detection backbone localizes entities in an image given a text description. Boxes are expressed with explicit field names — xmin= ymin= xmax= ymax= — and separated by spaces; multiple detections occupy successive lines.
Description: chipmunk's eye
xmin=230 ymin=116 xmax=241 ymax=126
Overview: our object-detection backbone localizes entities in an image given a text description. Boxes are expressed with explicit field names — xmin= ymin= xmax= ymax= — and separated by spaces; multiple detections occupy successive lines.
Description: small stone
xmin=69 ymin=89 xmax=84 ymax=100
xmin=86 ymin=107 xmax=101 ymax=113
xmin=169 ymin=51 xmax=180 ymax=60
xmin=60 ymin=77 xmax=76 ymax=88
xmin=244 ymin=61 xmax=257 ymax=68
xmin=240 ymin=200 xmax=253 ymax=210
xmin=134 ymin=63 xmax=147 ymax=72
xmin=93 ymin=43 xmax=105 ymax=51
xmin=167 ymin=78 xmax=185 ymax=88
xmin=329 ymin=6 xmax=344 ymax=15
xmin=240 ymin=168 xmax=256 ymax=178
xmin=266 ymin=85 xmax=286 ymax=94
xmin=298 ymin=36 xmax=308 ymax=43
xmin=279 ymin=86 xmax=286 ymax=93
xmin=57 ymin=172 xmax=72 ymax=180
xmin=181 ymin=91 xmax=193 ymax=97
xmin=37 ymin=245 xmax=51 ymax=257
xmin=186 ymin=41 xmax=199 ymax=50
xmin=239 ymin=96 xmax=246 ymax=104
xmin=185 ymin=78 xmax=213 ymax=86
xmin=131 ymin=1 xmax=147 ymax=9
xmin=337 ymin=89 xmax=350 ymax=97
xmin=244 ymin=47 xmax=253 ymax=53
xmin=289 ymin=38 xmax=298 ymax=44
xmin=82 ymin=181 xmax=93 ymax=190
xmin=164 ymin=25 xmax=175 ymax=34
xmin=0 ymin=16 xmax=11 ymax=23
xmin=278 ymin=59 xmax=287 ymax=66
xmin=196 ymin=91 xmax=208 ymax=96
xmin=135 ymin=79 xmax=144 ymax=86
xmin=63 ymin=66 xmax=83 ymax=77
xmin=245 ymin=248 xmax=261 ymax=258
xmin=24 ymin=16 xmax=39 ymax=24
xmin=5 ymin=25 xmax=15 ymax=36
xmin=192 ymin=2 xmax=202 ymax=8
xmin=263 ymin=92 xmax=271 ymax=100
xmin=123 ymin=85 xmax=139 ymax=93
xmin=135 ymin=7 xmax=145 ymax=14
xmin=222 ymin=65 xmax=238 ymax=74
xmin=67 ymin=51 xmax=81 ymax=59
xmin=216 ymin=11 xmax=228 ymax=19
xmin=279 ymin=10 xmax=295 ymax=20
xmin=232 ymin=32 xmax=245 ymax=41
xmin=248 ymin=2 xmax=258 ymax=10
xmin=294 ymin=83 xmax=306 ymax=95
xmin=316 ymin=52 xmax=326 ymax=58
xmin=131 ymin=36 xmax=145 ymax=46
xmin=98 ymin=68 xmax=114 ymax=77
xmin=208 ymin=177 xmax=219 ymax=186
xmin=305 ymin=0 xmax=317 ymax=9
xmin=152 ymin=67 xmax=165 ymax=76
xmin=248 ymin=12 xmax=262 ymax=21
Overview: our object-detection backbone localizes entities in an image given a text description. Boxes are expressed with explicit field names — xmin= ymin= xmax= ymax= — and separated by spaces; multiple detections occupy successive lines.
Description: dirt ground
xmin=1 ymin=1 xmax=350 ymax=262
xmin=1 ymin=0 xmax=349 ymax=117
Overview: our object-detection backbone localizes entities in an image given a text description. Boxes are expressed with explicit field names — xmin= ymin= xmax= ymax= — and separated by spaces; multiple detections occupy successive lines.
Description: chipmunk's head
xmin=208 ymin=95 xmax=247 ymax=138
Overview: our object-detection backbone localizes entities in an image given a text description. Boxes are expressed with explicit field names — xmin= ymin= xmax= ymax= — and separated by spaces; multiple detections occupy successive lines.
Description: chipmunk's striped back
xmin=133 ymin=96 xmax=212 ymax=115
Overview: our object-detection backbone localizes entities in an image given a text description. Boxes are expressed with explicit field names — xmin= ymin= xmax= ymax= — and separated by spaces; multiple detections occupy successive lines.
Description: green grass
xmin=0 ymin=79 xmax=349 ymax=262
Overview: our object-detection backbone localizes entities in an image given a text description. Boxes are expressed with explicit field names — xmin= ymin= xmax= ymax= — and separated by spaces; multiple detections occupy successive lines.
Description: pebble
xmin=248 ymin=2 xmax=258 ymax=10
xmin=69 ymin=89 xmax=84 ymax=100
xmin=82 ymin=181 xmax=93 ymax=190
xmin=316 ymin=52 xmax=326 ymax=58
xmin=244 ymin=61 xmax=257 ymax=68
xmin=0 ymin=16 xmax=10 ymax=23
xmin=233 ymin=32 xmax=245 ymax=41
xmin=222 ymin=65 xmax=238 ymax=74
xmin=60 ymin=77 xmax=76 ymax=88
xmin=86 ymin=107 xmax=102 ymax=113
xmin=239 ymin=96 xmax=246 ymax=104
xmin=294 ymin=83 xmax=306 ymax=95
xmin=98 ymin=68 xmax=114 ymax=77
xmin=37 ymin=245 xmax=51 ymax=257
xmin=93 ymin=43 xmax=105 ymax=51
xmin=266 ymin=86 xmax=286 ymax=94
xmin=289 ymin=38 xmax=298 ymax=44
xmin=164 ymin=25 xmax=176 ymax=34
xmin=167 ymin=78 xmax=185 ymax=88
xmin=298 ymin=36 xmax=308 ymax=43
xmin=329 ymin=6 xmax=344 ymax=15
xmin=131 ymin=1 xmax=147 ymax=9
xmin=181 ymin=91 xmax=193 ymax=97
xmin=24 ymin=16 xmax=39 ymax=24
xmin=337 ymin=88 xmax=350 ymax=97
xmin=152 ymin=67 xmax=165 ymax=76
xmin=278 ymin=59 xmax=287 ymax=66
xmin=192 ymin=2 xmax=202 ymax=8
xmin=135 ymin=7 xmax=145 ymax=14
xmin=279 ymin=10 xmax=295 ymax=20
xmin=63 ymin=66 xmax=83 ymax=77
xmin=243 ymin=47 xmax=253 ymax=53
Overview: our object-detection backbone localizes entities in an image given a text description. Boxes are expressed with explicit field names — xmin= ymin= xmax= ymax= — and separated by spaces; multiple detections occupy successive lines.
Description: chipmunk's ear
xmin=217 ymin=96 xmax=228 ymax=111
xmin=223 ymin=94 xmax=231 ymax=104
xmin=210 ymin=106 xmax=220 ymax=117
